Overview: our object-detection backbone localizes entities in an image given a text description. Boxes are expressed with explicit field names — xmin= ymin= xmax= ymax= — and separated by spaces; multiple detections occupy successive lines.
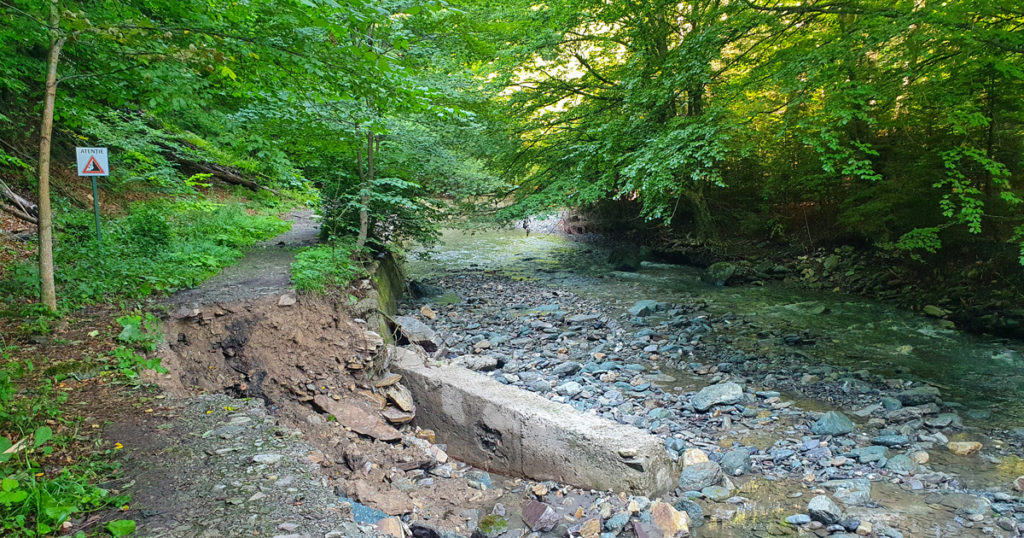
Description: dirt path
xmin=167 ymin=209 xmax=319 ymax=306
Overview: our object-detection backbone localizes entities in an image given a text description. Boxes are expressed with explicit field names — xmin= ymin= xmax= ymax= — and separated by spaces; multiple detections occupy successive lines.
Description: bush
xmin=291 ymin=243 xmax=365 ymax=294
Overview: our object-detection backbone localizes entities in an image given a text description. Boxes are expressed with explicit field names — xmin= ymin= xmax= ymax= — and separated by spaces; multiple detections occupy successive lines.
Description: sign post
xmin=75 ymin=147 xmax=108 ymax=249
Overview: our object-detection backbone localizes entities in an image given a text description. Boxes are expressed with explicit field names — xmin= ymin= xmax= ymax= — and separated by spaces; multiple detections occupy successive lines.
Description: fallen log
xmin=0 ymin=179 xmax=38 ymax=224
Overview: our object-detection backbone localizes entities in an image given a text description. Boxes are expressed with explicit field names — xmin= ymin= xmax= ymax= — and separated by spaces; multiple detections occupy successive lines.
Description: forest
xmin=1 ymin=0 xmax=1024 ymax=535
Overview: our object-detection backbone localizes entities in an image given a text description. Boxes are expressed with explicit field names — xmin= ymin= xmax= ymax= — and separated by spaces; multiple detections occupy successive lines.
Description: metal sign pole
xmin=91 ymin=176 xmax=102 ymax=250
xmin=76 ymin=147 xmax=108 ymax=253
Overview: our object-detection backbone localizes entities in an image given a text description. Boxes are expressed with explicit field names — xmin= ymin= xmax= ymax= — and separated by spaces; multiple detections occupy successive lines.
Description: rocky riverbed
xmin=394 ymin=240 xmax=1024 ymax=537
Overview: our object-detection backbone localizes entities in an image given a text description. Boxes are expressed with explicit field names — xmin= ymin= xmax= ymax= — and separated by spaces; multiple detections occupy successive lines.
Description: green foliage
xmin=0 ymin=200 xmax=290 ymax=311
xmin=291 ymin=244 xmax=365 ymax=294
xmin=0 ymin=344 xmax=127 ymax=536
xmin=116 ymin=313 xmax=162 ymax=353
xmin=108 ymin=346 xmax=169 ymax=382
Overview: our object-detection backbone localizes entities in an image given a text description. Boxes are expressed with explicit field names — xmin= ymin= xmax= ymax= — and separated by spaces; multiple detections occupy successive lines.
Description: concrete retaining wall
xmin=392 ymin=347 xmax=676 ymax=496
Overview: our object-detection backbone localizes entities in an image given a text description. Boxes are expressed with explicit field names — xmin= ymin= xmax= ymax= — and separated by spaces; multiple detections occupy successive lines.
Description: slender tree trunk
xmin=357 ymin=129 xmax=374 ymax=247
xmin=38 ymin=0 xmax=65 ymax=312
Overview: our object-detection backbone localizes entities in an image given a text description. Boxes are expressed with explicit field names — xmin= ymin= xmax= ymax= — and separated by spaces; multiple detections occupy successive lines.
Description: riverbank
xmin=403 ymin=227 xmax=1024 ymax=536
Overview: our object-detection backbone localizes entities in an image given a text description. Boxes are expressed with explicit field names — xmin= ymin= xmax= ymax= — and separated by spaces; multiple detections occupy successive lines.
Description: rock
xmin=313 ymin=395 xmax=401 ymax=442
xmin=677 ymin=461 xmax=723 ymax=492
xmin=419 ymin=305 xmax=437 ymax=319
xmin=460 ymin=355 xmax=500 ymax=371
xmin=884 ymin=454 xmax=919 ymax=473
xmin=701 ymin=485 xmax=732 ymax=502
xmin=409 ymin=524 xmax=442 ymax=538
xmin=628 ymin=300 xmax=660 ymax=317
xmin=476 ymin=515 xmax=508 ymax=537
xmin=521 ymin=500 xmax=559 ymax=532
xmin=807 ymin=495 xmax=842 ymax=525
xmin=374 ymin=373 xmax=403 ymax=388
xmin=811 ymin=411 xmax=855 ymax=436
xmin=606 ymin=512 xmax=631 ymax=533
xmin=383 ymin=383 xmax=416 ymax=412
xmin=278 ymin=294 xmax=296 ymax=307
xmin=632 ymin=522 xmax=664 ymax=538
xmin=608 ymin=247 xmax=645 ymax=272
xmin=529 ymin=379 xmax=552 ymax=393
xmin=908 ymin=450 xmax=929 ymax=464
xmin=408 ymin=280 xmax=444 ymax=298
xmin=822 ymin=479 xmax=872 ymax=507
xmin=785 ymin=514 xmax=811 ymax=525
xmin=578 ymin=517 xmax=601 ymax=538
xmin=703 ymin=262 xmax=737 ymax=286
xmin=896 ymin=386 xmax=940 ymax=406
xmin=395 ymin=315 xmax=440 ymax=352
xmin=567 ymin=314 xmax=601 ymax=324
xmin=947 ymin=441 xmax=982 ymax=456
xmin=672 ymin=499 xmax=704 ymax=528
xmin=691 ymin=382 xmax=743 ymax=411
xmin=650 ymin=501 xmax=690 ymax=537
xmin=382 ymin=406 xmax=415 ymax=424
xmin=930 ymin=492 xmax=990 ymax=515
xmin=856 ymin=521 xmax=872 ymax=536
xmin=552 ymin=361 xmax=582 ymax=376
xmin=848 ymin=445 xmax=889 ymax=464
xmin=374 ymin=517 xmax=404 ymax=538
xmin=556 ymin=381 xmax=583 ymax=397
xmin=720 ymin=448 xmax=752 ymax=476
xmin=871 ymin=434 xmax=910 ymax=447
xmin=1014 ymin=476 xmax=1024 ymax=492
xmin=252 ymin=453 xmax=283 ymax=464
xmin=682 ymin=448 xmax=708 ymax=466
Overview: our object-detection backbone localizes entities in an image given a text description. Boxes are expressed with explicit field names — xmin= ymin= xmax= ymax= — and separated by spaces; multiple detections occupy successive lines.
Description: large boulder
xmin=702 ymin=262 xmax=737 ymax=286
xmin=807 ymin=495 xmax=842 ymax=525
xmin=691 ymin=382 xmax=743 ymax=412
xmin=811 ymin=411 xmax=855 ymax=436
xmin=677 ymin=461 xmax=723 ymax=492
xmin=394 ymin=315 xmax=440 ymax=352
xmin=608 ymin=247 xmax=647 ymax=272
xmin=720 ymin=448 xmax=752 ymax=476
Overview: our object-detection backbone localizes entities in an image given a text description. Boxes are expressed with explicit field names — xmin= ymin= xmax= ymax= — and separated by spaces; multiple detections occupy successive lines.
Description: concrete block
xmin=392 ymin=348 xmax=676 ymax=496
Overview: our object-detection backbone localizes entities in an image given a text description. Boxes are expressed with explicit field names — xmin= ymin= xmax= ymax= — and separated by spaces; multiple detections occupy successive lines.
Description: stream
xmin=408 ymin=228 xmax=1024 ymax=430
xmin=402 ymin=227 xmax=1024 ymax=537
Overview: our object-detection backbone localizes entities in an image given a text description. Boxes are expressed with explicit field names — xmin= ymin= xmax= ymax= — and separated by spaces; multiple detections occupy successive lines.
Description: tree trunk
xmin=356 ymin=129 xmax=374 ymax=248
xmin=37 ymin=0 xmax=65 ymax=312
xmin=685 ymin=187 xmax=717 ymax=242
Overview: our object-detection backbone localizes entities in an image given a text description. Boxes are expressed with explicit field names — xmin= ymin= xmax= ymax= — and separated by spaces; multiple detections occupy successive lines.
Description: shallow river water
xmin=408 ymin=228 xmax=1024 ymax=430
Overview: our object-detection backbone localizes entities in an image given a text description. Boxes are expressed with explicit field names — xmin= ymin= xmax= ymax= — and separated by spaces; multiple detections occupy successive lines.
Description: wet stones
xmin=720 ymin=448 xmax=752 ymax=476
xmin=896 ymin=386 xmax=941 ymax=406
xmin=811 ymin=411 xmax=855 ymax=436
xmin=649 ymin=501 xmax=690 ymax=536
xmin=947 ymin=441 xmax=983 ymax=456
xmin=690 ymin=382 xmax=743 ymax=411
xmin=677 ymin=461 xmax=724 ymax=492
xmin=628 ymin=300 xmax=661 ymax=317
xmin=702 ymin=262 xmax=737 ymax=286
xmin=521 ymin=500 xmax=559 ymax=532
xmin=807 ymin=495 xmax=843 ymax=525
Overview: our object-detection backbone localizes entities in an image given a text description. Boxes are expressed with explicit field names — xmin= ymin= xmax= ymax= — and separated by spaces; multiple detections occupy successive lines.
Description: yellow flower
xmin=114 ymin=443 xmax=123 ymax=450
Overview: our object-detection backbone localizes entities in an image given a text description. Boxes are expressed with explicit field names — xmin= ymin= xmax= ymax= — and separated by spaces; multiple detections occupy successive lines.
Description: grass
xmin=1 ymin=197 xmax=291 ymax=312
xmin=290 ymin=242 xmax=366 ymax=294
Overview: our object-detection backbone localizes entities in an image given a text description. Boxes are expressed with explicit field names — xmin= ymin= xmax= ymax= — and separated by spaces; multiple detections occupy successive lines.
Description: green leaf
xmin=33 ymin=426 xmax=52 ymax=449
xmin=106 ymin=519 xmax=137 ymax=537
xmin=1 ymin=478 xmax=18 ymax=491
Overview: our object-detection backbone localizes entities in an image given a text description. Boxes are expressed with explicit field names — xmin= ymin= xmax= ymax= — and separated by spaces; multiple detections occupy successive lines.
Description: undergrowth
xmin=291 ymin=242 xmax=366 ymax=294
xmin=0 ymin=315 xmax=168 ymax=536
xmin=0 ymin=198 xmax=290 ymax=312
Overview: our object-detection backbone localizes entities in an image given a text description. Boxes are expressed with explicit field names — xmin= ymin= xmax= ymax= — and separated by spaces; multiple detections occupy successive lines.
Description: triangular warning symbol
xmin=82 ymin=155 xmax=105 ymax=175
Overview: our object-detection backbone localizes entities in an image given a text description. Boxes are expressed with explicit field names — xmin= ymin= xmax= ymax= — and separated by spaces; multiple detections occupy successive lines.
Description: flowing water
xmin=408 ymin=228 xmax=1024 ymax=430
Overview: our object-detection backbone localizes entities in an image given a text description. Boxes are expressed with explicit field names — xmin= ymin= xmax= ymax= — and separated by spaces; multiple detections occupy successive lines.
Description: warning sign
xmin=76 ymin=147 xmax=109 ymax=176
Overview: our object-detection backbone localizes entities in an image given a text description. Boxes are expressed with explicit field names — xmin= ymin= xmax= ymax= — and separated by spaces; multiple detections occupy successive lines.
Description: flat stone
xmin=682 ymin=448 xmax=708 ymax=466
xmin=811 ymin=411 xmax=855 ymax=436
xmin=460 ymin=354 xmax=500 ymax=371
xmin=929 ymin=492 xmax=991 ymax=515
xmin=947 ymin=441 xmax=982 ymax=456
xmin=884 ymin=454 xmax=919 ymax=473
xmin=807 ymin=495 xmax=842 ymax=525
xmin=720 ymin=448 xmax=752 ymax=476
xmin=871 ymin=434 xmax=910 ymax=447
xmin=374 ymin=517 xmax=403 ymax=538
xmin=277 ymin=294 xmax=296 ymax=307
xmin=822 ymin=479 xmax=872 ymax=507
xmin=313 ymin=395 xmax=401 ymax=442
xmin=897 ymin=386 xmax=940 ymax=406
xmin=521 ymin=500 xmax=559 ymax=532
xmin=701 ymin=485 xmax=732 ymax=502
xmin=628 ymin=300 xmax=660 ymax=317
xmin=382 ymin=406 xmax=415 ymax=424
xmin=785 ymin=514 xmax=811 ymax=525
xmin=394 ymin=315 xmax=440 ymax=352
xmin=691 ymin=382 xmax=743 ymax=411
xmin=374 ymin=373 xmax=402 ymax=388
xmin=677 ymin=461 xmax=723 ymax=492
xmin=383 ymin=383 xmax=415 ymax=412
xmin=252 ymin=453 xmax=283 ymax=464
xmin=650 ymin=501 xmax=690 ymax=537
xmin=1014 ymin=476 xmax=1024 ymax=492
